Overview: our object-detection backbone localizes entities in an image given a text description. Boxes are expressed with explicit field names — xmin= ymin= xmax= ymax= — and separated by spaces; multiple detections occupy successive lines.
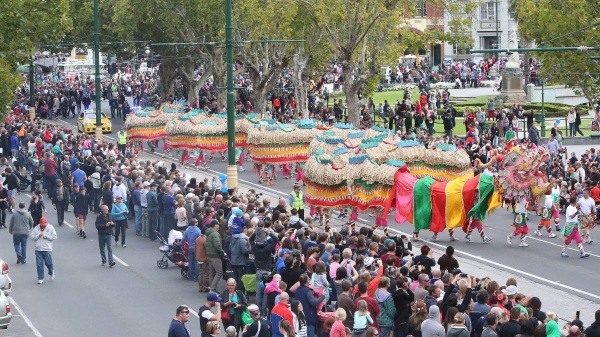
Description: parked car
xmin=0 ymin=258 xmax=11 ymax=296
xmin=0 ymin=290 xmax=11 ymax=329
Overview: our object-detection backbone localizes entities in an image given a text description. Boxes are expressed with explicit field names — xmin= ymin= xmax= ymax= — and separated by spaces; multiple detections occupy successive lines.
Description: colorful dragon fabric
xmin=383 ymin=143 xmax=551 ymax=230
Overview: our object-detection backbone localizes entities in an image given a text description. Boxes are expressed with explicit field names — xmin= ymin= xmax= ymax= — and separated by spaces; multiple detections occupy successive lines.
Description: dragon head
xmin=497 ymin=144 xmax=550 ymax=197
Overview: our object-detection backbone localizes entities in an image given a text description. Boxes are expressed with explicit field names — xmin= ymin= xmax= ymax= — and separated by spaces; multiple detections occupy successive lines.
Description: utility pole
xmin=224 ymin=0 xmax=238 ymax=189
xmin=495 ymin=0 xmax=499 ymax=60
xmin=93 ymin=0 xmax=102 ymax=142
xmin=29 ymin=58 xmax=35 ymax=123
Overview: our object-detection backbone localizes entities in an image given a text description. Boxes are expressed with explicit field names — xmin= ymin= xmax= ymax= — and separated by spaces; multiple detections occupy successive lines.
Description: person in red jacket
xmin=272 ymin=96 xmax=281 ymax=114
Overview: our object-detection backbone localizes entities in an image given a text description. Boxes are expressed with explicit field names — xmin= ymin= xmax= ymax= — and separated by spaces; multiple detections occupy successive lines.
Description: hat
xmin=364 ymin=256 xmax=375 ymax=267
xmin=471 ymin=145 xmax=479 ymax=151
xmin=451 ymin=268 xmax=462 ymax=276
xmin=505 ymin=285 xmax=518 ymax=296
xmin=207 ymin=292 xmax=222 ymax=302
xmin=231 ymin=217 xmax=245 ymax=235
xmin=150 ymin=182 xmax=158 ymax=187
xmin=571 ymin=320 xmax=584 ymax=330
xmin=279 ymin=248 xmax=292 ymax=257
xmin=186 ymin=193 xmax=194 ymax=199
xmin=248 ymin=304 xmax=260 ymax=313
xmin=234 ymin=208 xmax=243 ymax=216
xmin=143 ymin=181 xmax=150 ymax=187
xmin=40 ymin=217 xmax=48 ymax=225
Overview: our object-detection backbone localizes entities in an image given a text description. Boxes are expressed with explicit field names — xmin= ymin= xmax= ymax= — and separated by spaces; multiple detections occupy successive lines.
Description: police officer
xmin=117 ymin=128 xmax=127 ymax=154
xmin=288 ymin=183 xmax=305 ymax=220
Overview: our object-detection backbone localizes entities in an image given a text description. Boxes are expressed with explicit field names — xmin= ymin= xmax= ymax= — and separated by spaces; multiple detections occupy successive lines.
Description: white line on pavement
xmin=62 ymin=221 xmax=74 ymax=228
xmin=113 ymin=255 xmax=129 ymax=267
xmin=381 ymin=224 xmax=600 ymax=301
xmin=8 ymin=296 xmax=44 ymax=337
xmin=527 ymin=235 xmax=600 ymax=258
xmin=104 ymin=135 xmax=115 ymax=140
xmin=187 ymin=307 xmax=199 ymax=318
xmin=25 ymin=194 xmax=31 ymax=198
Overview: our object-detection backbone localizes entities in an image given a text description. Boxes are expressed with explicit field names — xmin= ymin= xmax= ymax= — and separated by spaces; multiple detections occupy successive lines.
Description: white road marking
xmin=62 ymin=221 xmax=74 ymax=228
xmin=380 ymin=224 xmax=600 ymax=301
xmin=25 ymin=194 xmax=31 ymax=198
xmin=104 ymin=135 xmax=115 ymax=140
xmin=527 ymin=236 xmax=600 ymax=258
xmin=143 ymin=151 xmax=600 ymax=300
xmin=113 ymin=255 xmax=129 ymax=267
xmin=187 ymin=307 xmax=199 ymax=318
xmin=8 ymin=296 xmax=44 ymax=337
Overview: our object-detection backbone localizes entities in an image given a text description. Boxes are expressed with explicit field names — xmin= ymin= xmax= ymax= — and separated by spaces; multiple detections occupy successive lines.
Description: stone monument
xmin=497 ymin=28 xmax=529 ymax=104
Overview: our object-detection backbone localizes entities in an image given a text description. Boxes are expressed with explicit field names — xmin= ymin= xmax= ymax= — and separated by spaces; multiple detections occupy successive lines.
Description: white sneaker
xmin=580 ymin=252 xmax=591 ymax=258
xmin=506 ymin=235 xmax=512 ymax=245
xmin=483 ymin=236 xmax=492 ymax=243
xmin=51 ymin=272 xmax=55 ymax=281
xmin=465 ymin=234 xmax=473 ymax=242
xmin=534 ymin=230 xmax=542 ymax=237
xmin=450 ymin=236 xmax=457 ymax=242
xmin=239 ymin=167 xmax=245 ymax=171
xmin=548 ymin=233 xmax=557 ymax=238
xmin=413 ymin=236 xmax=420 ymax=242
xmin=37 ymin=279 xmax=44 ymax=284
xmin=519 ymin=240 xmax=529 ymax=247
xmin=432 ymin=234 xmax=439 ymax=241
xmin=561 ymin=252 xmax=569 ymax=258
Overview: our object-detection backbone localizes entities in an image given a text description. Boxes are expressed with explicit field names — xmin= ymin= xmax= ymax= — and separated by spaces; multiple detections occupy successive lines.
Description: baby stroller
xmin=154 ymin=230 xmax=189 ymax=279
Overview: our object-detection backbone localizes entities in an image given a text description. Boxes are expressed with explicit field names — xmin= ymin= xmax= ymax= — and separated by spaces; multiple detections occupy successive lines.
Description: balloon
xmin=555 ymin=119 xmax=561 ymax=125
xmin=220 ymin=186 xmax=229 ymax=192
xmin=219 ymin=173 xmax=227 ymax=183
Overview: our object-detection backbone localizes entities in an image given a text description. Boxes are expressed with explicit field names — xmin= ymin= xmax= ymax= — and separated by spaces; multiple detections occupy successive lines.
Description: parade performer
xmin=578 ymin=189 xmax=596 ymax=244
xmin=463 ymin=189 xmax=492 ymax=243
xmin=209 ymin=150 xmax=226 ymax=162
xmin=281 ymin=163 xmax=292 ymax=179
xmin=163 ymin=137 xmax=171 ymax=156
xmin=506 ymin=195 xmax=529 ymax=247
xmin=235 ymin=148 xmax=245 ymax=171
xmin=561 ymin=196 xmax=591 ymax=258
xmin=194 ymin=150 xmax=209 ymax=170
xmin=534 ymin=193 xmax=557 ymax=238
xmin=179 ymin=150 xmax=190 ymax=168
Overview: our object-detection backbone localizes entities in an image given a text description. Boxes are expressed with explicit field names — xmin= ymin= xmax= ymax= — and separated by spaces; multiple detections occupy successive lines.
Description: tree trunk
xmin=248 ymin=66 xmax=283 ymax=115
xmin=180 ymin=59 xmax=200 ymax=103
xmin=293 ymin=48 xmax=310 ymax=118
xmin=342 ymin=63 xmax=361 ymax=127
xmin=210 ymin=51 xmax=227 ymax=109
xmin=159 ymin=61 xmax=177 ymax=100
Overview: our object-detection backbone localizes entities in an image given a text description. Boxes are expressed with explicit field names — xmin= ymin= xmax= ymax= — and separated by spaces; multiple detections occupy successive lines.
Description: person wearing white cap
xmin=242 ymin=304 xmax=269 ymax=337
xmin=140 ymin=181 xmax=150 ymax=237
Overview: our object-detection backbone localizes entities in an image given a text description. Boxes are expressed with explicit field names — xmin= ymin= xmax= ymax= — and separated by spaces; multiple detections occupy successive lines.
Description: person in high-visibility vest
xmin=288 ymin=183 xmax=305 ymax=220
xmin=117 ymin=128 xmax=127 ymax=155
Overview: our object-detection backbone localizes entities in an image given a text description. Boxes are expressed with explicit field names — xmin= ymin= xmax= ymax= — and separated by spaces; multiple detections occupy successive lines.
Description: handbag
xmin=221 ymin=307 xmax=232 ymax=321
xmin=241 ymin=309 xmax=253 ymax=326
xmin=223 ymin=259 xmax=235 ymax=281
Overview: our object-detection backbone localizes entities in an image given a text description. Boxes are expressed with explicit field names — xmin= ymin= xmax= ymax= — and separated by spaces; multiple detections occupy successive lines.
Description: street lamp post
xmin=29 ymin=57 xmax=35 ymax=123
xmin=93 ymin=0 xmax=103 ymax=142
xmin=225 ymin=0 xmax=238 ymax=189
xmin=495 ymin=0 xmax=499 ymax=60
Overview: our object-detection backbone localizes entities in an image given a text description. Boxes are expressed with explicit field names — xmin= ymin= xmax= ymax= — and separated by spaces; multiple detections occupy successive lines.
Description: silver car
xmin=0 ymin=258 xmax=11 ymax=296
xmin=0 ymin=290 xmax=10 ymax=329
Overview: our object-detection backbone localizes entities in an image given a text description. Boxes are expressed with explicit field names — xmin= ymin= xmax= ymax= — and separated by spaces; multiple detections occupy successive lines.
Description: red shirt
xmin=381 ymin=253 xmax=401 ymax=267
xmin=44 ymin=157 xmax=58 ymax=176
xmin=591 ymin=187 xmax=600 ymax=203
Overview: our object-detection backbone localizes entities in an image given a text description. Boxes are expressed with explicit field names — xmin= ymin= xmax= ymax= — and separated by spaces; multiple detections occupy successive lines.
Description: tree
xmin=301 ymin=0 xmax=475 ymax=126
xmin=232 ymin=0 xmax=300 ymax=115
xmin=0 ymin=0 xmax=71 ymax=117
xmin=514 ymin=0 xmax=600 ymax=105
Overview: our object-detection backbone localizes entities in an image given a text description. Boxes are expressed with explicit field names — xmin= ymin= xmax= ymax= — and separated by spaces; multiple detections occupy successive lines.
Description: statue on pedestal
xmin=506 ymin=28 xmax=521 ymax=67
xmin=498 ymin=27 xmax=528 ymax=104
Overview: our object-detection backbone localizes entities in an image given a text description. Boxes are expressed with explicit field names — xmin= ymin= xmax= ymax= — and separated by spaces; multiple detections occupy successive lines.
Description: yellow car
xmin=78 ymin=110 xmax=112 ymax=133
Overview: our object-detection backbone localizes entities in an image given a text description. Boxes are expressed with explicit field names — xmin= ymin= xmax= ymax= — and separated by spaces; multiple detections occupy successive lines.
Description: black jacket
xmin=242 ymin=317 xmax=270 ymax=337
xmin=498 ymin=320 xmax=522 ymax=337
xmin=73 ymin=193 xmax=90 ymax=215
xmin=250 ymin=232 xmax=279 ymax=269
xmin=585 ymin=321 xmax=600 ymax=337
xmin=95 ymin=213 xmax=114 ymax=235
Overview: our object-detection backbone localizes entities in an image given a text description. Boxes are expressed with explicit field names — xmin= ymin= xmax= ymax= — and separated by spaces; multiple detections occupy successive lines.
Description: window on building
xmin=480 ymin=2 xmax=496 ymax=20
xmin=453 ymin=43 xmax=472 ymax=55
xmin=509 ymin=8 xmax=516 ymax=19
xmin=415 ymin=1 xmax=427 ymax=17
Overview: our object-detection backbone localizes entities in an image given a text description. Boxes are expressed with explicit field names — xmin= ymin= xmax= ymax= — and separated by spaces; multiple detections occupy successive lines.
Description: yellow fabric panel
xmin=444 ymin=175 xmax=470 ymax=229
xmin=487 ymin=190 xmax=502 ymax=215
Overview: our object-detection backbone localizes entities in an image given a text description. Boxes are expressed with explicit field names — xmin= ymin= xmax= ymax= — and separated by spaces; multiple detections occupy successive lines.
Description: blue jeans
xmin=45 ymin=174 xmax=57 ymax=199
xmin=35 ymin=250 xmax=54 ymax=280
xmin=570 ymin=123 xmax=576 ymax=137
xmin=493 ymin=135 xmax=498 ymax=147
xmin=98 ymin=234 xmax=114 ymax=264
xmin=255 ymin=270 xmax=270 ymax=314
xmin=307 ymin=324 xmax=316 ymax=337
xmin=134 ymin=205 xmax=142 ymax=235
xmin=380 ymin=326 xmax=393 ymax=337
xmin=188 ymin=248 xmax=198 ymax=281
xmin=13 ymin=234 xmax=28 ymax=263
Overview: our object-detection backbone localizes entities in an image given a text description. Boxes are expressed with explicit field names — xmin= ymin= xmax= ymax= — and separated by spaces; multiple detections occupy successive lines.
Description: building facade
xmin=406 ymin=0 xmax=445 ymax=66
xmin=442 ymin=0 xmax=519 ymax=60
